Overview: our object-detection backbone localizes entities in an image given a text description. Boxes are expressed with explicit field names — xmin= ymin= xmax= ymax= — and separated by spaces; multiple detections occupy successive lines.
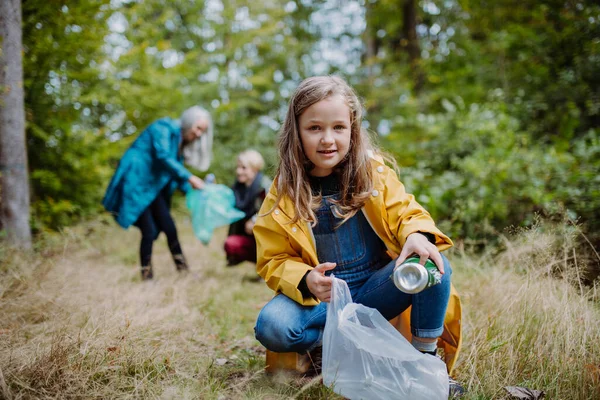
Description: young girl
xmin=253 ymin=76 xmax=463 ymax=394
xmin=224 ymin=149 xmax=271 ymax=266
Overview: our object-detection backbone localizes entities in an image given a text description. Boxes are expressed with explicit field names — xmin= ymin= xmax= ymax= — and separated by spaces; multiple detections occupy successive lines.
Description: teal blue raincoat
xmin=103 ymin=118 xmax=192 ymax=229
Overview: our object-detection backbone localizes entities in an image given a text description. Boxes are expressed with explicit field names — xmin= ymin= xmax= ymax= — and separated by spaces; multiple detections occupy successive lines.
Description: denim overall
xmin=255 ymin=196 xmax=452 ymax=353
xmin=314 ymin=196 xmax=390 ymax=287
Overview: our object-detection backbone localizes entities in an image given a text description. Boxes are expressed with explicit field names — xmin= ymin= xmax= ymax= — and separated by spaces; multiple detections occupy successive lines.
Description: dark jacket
xmin=228 ymin=173 xmax=271 ymax=236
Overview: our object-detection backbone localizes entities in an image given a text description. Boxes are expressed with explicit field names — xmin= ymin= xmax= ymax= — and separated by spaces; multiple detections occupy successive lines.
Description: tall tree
xmin=21 ymin=1 xmax=112 ymax=230
xmin=402 ymin=0 xmax=424 ymax=93
xmin=0 ymin=0 xmax=31 ymax=248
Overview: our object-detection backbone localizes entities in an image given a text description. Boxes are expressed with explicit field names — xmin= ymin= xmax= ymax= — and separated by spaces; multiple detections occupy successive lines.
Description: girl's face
xmin=236 ymin=159 xmax=258 ymax=186
xmin=183 ymin=118 xmax=209 ymax=144
xmin=298 ymin=94 xmax=351 ymax=177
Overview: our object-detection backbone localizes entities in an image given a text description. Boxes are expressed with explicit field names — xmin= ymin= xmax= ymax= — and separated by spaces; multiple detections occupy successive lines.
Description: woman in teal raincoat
xmin=103 ymin=106 xmax=213 ymax=280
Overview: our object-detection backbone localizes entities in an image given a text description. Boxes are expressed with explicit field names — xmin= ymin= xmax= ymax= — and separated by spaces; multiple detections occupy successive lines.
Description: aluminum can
xmin=392 ymin=256 xmax=442 ymax=294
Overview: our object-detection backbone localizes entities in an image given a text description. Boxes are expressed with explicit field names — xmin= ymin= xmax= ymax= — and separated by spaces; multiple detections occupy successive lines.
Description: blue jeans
xmin=255 ymin=255 xmax=452 ymax=352
xmin=255 ymin=197 xmax=453 ymax=353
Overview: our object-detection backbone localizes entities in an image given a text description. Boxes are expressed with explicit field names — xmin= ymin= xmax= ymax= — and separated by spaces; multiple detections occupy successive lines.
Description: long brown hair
xmin=269 ymin=76 xmax=375 ymax=226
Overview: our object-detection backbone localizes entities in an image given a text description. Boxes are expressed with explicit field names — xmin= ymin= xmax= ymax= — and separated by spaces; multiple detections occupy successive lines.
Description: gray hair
xmin=180 ymin=106 xmax=213 ymax=172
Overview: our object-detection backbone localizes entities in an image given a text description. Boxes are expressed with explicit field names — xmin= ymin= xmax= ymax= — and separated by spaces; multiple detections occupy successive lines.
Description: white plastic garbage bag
xmin=322 ymin=276 xmax=449 ymax=400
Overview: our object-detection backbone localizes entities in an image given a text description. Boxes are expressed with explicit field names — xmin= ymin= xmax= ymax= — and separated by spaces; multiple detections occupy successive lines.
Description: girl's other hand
xmin=396 ymin=232 xmax=445 ymax=274
xmin=306 ymin=262 xmax=336 ymax=302
xmin=189 ymin=175 xmax=205 ymax=190
xmin=244 ymin=219 xmax=255 ymax=235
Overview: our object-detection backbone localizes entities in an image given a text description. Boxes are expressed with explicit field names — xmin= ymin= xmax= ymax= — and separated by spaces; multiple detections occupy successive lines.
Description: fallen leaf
xmin=504 ymin=386 xmax=545 ymax=399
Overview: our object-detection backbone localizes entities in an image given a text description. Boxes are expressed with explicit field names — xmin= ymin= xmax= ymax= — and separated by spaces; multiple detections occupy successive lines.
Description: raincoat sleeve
xmin=178 ymin=181 xmax=192 ymax=194
xmin=253 ymin=198 xmax=318 ymax=306
xmin=382 ymin=166 xmax=453 ymax=251
xmin=149 ymin=122 xmax=192 ymax=182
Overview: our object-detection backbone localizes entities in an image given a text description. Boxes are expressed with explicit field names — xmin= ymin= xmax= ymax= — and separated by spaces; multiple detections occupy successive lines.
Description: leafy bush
xmin=384 ymin=102 xmax=600 ymax=246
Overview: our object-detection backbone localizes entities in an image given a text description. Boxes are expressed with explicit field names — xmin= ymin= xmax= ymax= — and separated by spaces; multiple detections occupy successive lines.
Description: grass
xmin=1 ymin=212 xmax=599 ymax=399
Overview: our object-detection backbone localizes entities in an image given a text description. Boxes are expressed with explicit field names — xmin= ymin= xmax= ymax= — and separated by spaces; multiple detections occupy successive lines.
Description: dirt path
xmin=0 ymin=216 xmax=288 ymax=399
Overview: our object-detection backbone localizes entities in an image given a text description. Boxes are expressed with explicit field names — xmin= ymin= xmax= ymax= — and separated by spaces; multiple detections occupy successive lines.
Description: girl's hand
xmin=396 ymin=232 xmax=445 ymax=274
xmin=244 ymin=219 xmax=255 ymax=235
xmin=188 ymin=175 xmax=205 ymax=190
xmin=306 ymin=262 xmax=336 ymax=302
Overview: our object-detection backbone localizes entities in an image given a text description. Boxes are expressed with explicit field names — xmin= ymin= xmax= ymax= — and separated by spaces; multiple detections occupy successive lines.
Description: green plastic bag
xmin=186 ymin=184 xmax=245 ymax=245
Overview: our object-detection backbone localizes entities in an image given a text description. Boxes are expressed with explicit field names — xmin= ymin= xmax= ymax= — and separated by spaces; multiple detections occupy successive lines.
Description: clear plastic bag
xmin=186 ymin=184 xmax=245 ymax=245
xmin=322 ymin=276 xmax=449 ymax=400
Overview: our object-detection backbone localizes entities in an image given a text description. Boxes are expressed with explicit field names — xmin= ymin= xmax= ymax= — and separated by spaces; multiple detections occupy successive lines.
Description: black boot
xmin=173 ymin=254 xmax=189 ymax=272
xmin=141 ymin=264 xmax=154 ymax=280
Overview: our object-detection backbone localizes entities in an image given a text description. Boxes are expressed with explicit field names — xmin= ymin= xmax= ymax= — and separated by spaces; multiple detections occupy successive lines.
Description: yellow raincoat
xmin=254 ymin=157 xmax=462 ymax=373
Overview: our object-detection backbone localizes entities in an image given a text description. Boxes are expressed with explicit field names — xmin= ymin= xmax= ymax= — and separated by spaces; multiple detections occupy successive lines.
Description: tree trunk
xmin=402 ymin=0 xmax=424 ymax=93
xmin=363 ymin=3 xmax=378 ymax=82
xmin=0 ymin=0 xmax=32 ymax=248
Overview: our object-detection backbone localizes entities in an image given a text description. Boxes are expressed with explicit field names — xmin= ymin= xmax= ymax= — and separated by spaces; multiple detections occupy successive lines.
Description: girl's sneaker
xmin=449 ymin=377 xmax=466 ymax=398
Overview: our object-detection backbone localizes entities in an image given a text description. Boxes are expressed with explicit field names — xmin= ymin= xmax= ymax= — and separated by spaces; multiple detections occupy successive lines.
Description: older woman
xmin=103 ymin=106 xmax=213 ymax=280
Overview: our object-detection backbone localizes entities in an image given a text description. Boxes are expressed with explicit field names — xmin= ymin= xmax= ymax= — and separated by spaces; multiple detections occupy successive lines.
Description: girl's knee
xmin=254 ymin=297 xmax=320 ymax=353
xmin=224 ymin=235 xmax=243 ymax=253
xmin=223 ymin=236 xmax=234 ymax=253
xmin=254 ymin=307 xmax=291 ymax=352
xmin=255 ymin=300 xmax=286 ymax=345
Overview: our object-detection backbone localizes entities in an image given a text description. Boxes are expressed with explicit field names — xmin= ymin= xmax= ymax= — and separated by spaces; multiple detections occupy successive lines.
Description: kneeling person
xmin=224 ymin=149 xmax=271 ymax=266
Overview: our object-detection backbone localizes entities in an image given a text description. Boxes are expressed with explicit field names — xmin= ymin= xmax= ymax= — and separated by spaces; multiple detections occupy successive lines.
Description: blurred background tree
xmin=1 ymin=0 xmax=31 ymax=248
xmin=22 ymin=0 xmax=113 ymax=230
xmin=7 ymin=0 xmax=599 ymax=262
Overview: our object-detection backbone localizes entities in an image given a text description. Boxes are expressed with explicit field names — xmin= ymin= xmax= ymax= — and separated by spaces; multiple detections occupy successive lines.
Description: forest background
xmin=1 ymin=0 xmax=600 ymax=399
xmin=4 ymin=0 xmax=598 ymax=253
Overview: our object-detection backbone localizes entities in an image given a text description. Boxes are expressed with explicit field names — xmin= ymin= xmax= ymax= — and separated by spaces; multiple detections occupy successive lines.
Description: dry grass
xmin=454 ymin=223 xmax=600 ymax=399
xmin=1 ymin=212 xmax=333 ymax=400
xmin=1 ymin=212 xmax=599 ymax=399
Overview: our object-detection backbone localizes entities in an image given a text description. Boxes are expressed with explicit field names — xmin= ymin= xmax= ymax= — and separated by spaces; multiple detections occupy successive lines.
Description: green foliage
xmin=22 ymin=0 xmax=113 ymax=230
xmin=17 ymin=0 xmax=600 ymax=250
xmin=458 ymin=0 xmax=600 ymax=142
xmin=554 ymin=129 xmax=600 ymax=235
xmin=20 ymin=0 xmax=322 ymax=229
xmin=384 ymin=102 xmax=600 ymax=244
xmin=101 ymin=0 xmax=322 ymax=182
xmin=357 ymin=0 xmax=600 ymax=246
